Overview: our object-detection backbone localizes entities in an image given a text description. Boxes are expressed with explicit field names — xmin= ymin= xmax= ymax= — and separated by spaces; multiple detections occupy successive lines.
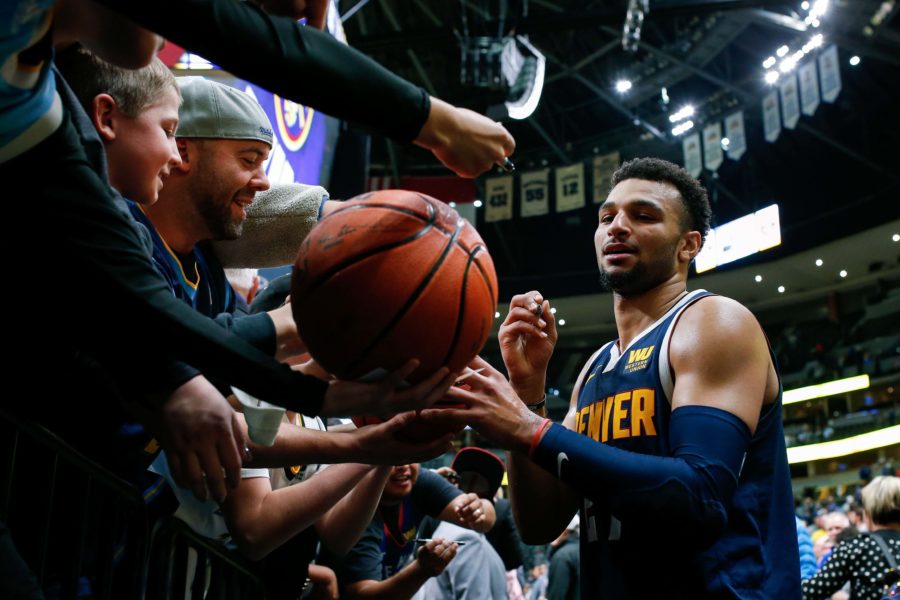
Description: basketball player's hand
xmin=499 ymin=291 xmax=558 ymax=403
xmin=420 ymin=356 xmax=546 ymax=453
xmin=415 ymin=97 xmax=515 ymax=178
xmin=321 ymin=360 xmax=458 ymax=416
xmin=159 ymin=376 xmax=246 ymax=502
xmin=355 ymin=412 xmax=455 ymax=463
xmin=417 ymin=538 xmax=458 ymax=576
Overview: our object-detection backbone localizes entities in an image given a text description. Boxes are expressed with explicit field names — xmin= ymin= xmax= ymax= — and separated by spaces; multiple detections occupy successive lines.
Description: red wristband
xmin=529 ymin=419 xmax=552 ymax=458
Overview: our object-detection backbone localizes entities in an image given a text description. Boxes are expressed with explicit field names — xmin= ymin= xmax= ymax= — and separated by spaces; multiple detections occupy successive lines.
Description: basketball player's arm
xmin=344 ymin=540 xmax=458 ymax=600
xmin=221 ymin=463 xmax=376 ymax=561
xmin=93 ymin=0 xmax=513 ymax=178
xmin=507 ymin=363 xmax=585 ymax=544
xmin=526 ymin=298 xmax=767 ymax=544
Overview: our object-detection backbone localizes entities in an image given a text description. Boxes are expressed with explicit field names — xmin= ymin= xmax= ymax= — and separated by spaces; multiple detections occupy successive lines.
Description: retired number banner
xmin=484 ymin=175 xmax=514 ymax=223
xmin=520 ymin=169 xmax=550 ymax=218
xmin=555 ymin=163 xmax=585 ymax=213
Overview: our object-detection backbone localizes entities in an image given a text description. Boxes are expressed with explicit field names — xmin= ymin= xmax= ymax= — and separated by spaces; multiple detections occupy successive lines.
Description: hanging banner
xmin=484 ymin=175 xmax=514 ymax=223
xmin=592 ymin=151 xmax=620 ymax=204
xmin=779 ymin=74 xmax=800 ymax=130
xmin=520 ymin=169 xmax=550 ymax=217
xmin=724 ymin=111 xmax=746 ymax=161
xmin=818 ymin=44 xmax=842 ymax=103
xmin=682 ymin=133 xmax=702 ymax=177
xmin=798 ymin=61 xmax=820 ymax=116
xmin=703 ymin=122 xmax=723 ymax=172
xmin=762 ymin=91 xmax=782 ymax=143
xmin=555 ymin=163 xmax=585 ymax=213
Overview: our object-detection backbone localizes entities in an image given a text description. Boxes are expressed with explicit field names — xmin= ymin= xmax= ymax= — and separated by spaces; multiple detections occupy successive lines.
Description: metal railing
xmin=0 ymin=410 xmax=266 ymax=600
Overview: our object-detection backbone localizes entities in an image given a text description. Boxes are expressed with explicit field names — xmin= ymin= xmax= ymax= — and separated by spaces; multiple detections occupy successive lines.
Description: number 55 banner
xmin=520 ymin=169 xmax=550 ymax=217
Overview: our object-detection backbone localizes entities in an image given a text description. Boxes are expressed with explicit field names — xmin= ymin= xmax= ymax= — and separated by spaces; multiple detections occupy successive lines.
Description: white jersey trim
xmin=658 ymin=289 xmax=710 ymax=405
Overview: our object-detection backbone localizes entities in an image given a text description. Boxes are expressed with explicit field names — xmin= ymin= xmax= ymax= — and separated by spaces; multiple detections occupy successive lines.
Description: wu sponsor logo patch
xmin=624 ymin=345 xmax=654 ymax=373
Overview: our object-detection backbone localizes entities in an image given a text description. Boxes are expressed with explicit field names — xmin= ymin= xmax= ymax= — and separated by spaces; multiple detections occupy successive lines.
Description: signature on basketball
xmin=317 ymin=223 xmax=409 ymax=250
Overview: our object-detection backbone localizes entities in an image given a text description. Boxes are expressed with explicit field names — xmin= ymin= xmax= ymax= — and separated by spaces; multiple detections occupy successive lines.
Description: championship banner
xmin=520 ymin=169 xmax=550 ymax=217
xmin=484 ymin=175 xmax=514 ymax=223
xmin=592 ymin=151 xmax=620 ymax=204
xmin=818 ymin=45 xmax=842 ymax=103
xmin=762 ymin=91 xmax=782 ymax=143
xmin=703 ymin=122 xmax=723 ymax=172
xmin=682 ymin=132 xmax=702 ymax=177
xmin=724 ymin=111 xmax=746 ymax=161
xmin=555 ymin=163 xmax=585 ymax=213
xmin=779 ymin=74 xmax=800 ymax=130
xmin=798 ymin=61 xmax=820 ymax=116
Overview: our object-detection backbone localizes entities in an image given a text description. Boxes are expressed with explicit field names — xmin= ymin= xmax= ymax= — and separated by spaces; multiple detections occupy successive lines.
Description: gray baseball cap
xmin=176 ymin=76 xmax=274 ymax=146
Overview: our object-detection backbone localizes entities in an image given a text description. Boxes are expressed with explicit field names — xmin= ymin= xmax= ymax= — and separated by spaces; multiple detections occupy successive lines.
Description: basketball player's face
xmin=106 ymin=86 xmax=181 ymax=205
xmin=594 ymin=179 xmax=688 ymax=296
xmin=190 ymin=139 xmax=270 ymax=241
xmin=382 ymin=464 xmax=420 ymax=503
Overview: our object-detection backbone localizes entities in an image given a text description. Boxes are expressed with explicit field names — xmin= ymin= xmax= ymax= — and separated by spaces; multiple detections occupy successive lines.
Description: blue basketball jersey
xmin=574 ymin=289 xmax=801 ymax=599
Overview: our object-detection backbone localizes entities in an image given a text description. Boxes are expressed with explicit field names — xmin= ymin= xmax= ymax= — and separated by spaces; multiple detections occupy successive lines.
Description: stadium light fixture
xmin=783 ymin=374 xmax=870 ymax=405
xmin=787 ymin=425 xmax=899 ymax=464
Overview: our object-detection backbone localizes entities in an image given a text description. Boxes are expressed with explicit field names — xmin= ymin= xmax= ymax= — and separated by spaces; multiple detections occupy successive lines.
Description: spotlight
xmin=495 ymin=311 xmax=500 ymax=318
xmin=668 ymin=105 xmax=695 ymax=123
xmin=849 ymin=55 xmax=861 ymax=66
xmin=809 ymin=33 xmax=824 ymax=48
xmin=839 ymin=270 xmax=848 ymax=278
xmin=892 ymin=233 xmax=899 ymax=242
xmin=801 ymin=0 xmax=810 ymax=8
xmin=550 ymin=307 xmax=557 ymax=314
xmin=755 ymin=275 xmax=763 ymax=282
xmin=558 ymin=319 xmax=566 ymax=326
xmin=779 ymin=57 xmax=798 ymax=72
xmin=616 ymin=79 xmax=633 ymax=93
xmin=776 ymin=45 xmax=790 ymax=57
xmin=765 ymin=71 xmax=780 ymax=84
xmin=449 ymin=202 xmax=457 ymax=208
xmin=671 ymin=120 xmax=694 ymax=136
xmin=778 ymin=285 xmax=786 ymax=293
xmin=473 ymin=199 xmax=483 ymax=208
xmin=721 ymin=137 xmax=730 ymax=148
xmin=763 ymin=57 xmax=777 ymax=69
xmin=815 ymin=258 xmax=823 ymax=266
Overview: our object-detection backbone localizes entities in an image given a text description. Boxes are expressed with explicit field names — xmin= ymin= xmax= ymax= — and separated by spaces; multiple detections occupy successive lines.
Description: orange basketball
xmin=291 ymin=190 xmax=498 ymax=384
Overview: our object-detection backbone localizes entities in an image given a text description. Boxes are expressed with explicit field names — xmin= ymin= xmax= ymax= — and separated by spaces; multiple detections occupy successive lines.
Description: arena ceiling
xmin=337 ymin=0 xmax=900 ymax=302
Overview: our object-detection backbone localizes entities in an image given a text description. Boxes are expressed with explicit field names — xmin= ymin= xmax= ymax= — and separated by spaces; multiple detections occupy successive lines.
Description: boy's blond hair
xmin=56 ymin=46 xmax=180 ymax=118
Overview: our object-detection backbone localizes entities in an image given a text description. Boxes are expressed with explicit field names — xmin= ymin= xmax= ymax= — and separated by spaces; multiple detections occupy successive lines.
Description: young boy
xmin=56 ymin=46 xmax=181 ymax=205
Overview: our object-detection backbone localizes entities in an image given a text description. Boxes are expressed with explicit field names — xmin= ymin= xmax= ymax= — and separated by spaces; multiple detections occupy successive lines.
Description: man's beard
xmin=191 ymin=164 xmax=244 ymax=241
xmin=598 ymin=239 xmax=679 ymax=297
xmin=196 ymin=193 xmax=243 ymax=241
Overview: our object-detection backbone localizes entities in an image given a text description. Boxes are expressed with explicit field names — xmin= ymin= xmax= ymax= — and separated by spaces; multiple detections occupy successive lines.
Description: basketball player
xmin=424 ymin=158 xmax=801 ymax=598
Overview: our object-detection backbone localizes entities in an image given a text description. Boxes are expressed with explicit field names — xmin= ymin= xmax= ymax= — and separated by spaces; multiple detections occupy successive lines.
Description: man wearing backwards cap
xmin=131 ymin=76 xmax=278 ymax=324
xmin=132 ymin=76 xmax=454 ymax=458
